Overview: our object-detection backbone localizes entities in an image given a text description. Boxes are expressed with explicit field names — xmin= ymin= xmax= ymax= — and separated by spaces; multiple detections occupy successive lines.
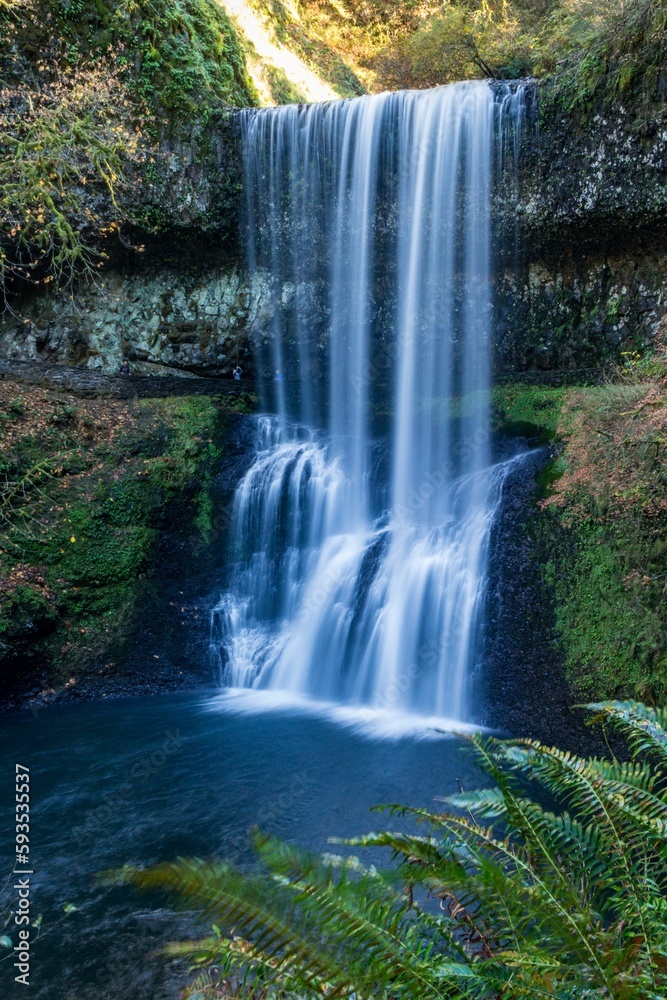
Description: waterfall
xmin=212 ymin=82 xmax=526 ymax=726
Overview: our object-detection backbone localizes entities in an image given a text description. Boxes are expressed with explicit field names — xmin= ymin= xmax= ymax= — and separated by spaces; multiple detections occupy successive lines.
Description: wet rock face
xmin=0 ymin=269 xmax=277 ymax=376
xmin=1 ymin=87 xmax=665 ymax=376
xmin=494 ymin=251 xmax=667 ymax=372
xmin=533 ymin=107 xmax=667 ymax=246
xmin=3 ymin=251 xmax=662 ymax=377
xmin=489 ymin=86 xmax=667 ymax=371
xmin=494 ymin=88 xmax=667 ymax=256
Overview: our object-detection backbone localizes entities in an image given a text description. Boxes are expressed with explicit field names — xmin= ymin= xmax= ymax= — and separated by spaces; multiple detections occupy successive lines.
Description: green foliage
xmin=247 ymin=0 xmax=365 ymax=100
xmin=193 ymin=480 xmax=215 ymax=544
xmin=545 ymin=0 xmax=667 ymax=108
xmin=109 ymin=0 xmax=256 ymax=114
xmin=0 ymin=390 xmax=231 ymax=676
xmin=0 ymin=457 xmax=57 ymax=535
xmin=492 ymin=383 xmax=567 ymax=442
xmin=374 ymin=0 xmax=666 ymax=102
xmin=120 ymin=701 xmax=667 ymax=999
xmin=0 ymin=584 xmax=55 ymax=649
xmin=382 ymin=0 xmax=536 ymax=87
xmin=263 ymin=63 xmax=309 ymax=105
xmin=0 ymin=0 xmax=256 ymax=299
xmin=40 ymin=507 xmax=157 ymax=586
xmin=493 ymin=366 xmax=667 ymax=705
xmin=530 ymin=363 xmax=667 ymax=704
xmin=0 ymin=62 xmax=131 ymax=297
xmin=38 ymin=0 xmax=257 ymax=115
xmin=542 ymin=516 xmax=667 ymax=705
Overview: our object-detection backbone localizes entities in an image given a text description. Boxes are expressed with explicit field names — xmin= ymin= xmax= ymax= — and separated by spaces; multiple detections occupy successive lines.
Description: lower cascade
xmin=212 ymin=80 xmax=526 ymax=725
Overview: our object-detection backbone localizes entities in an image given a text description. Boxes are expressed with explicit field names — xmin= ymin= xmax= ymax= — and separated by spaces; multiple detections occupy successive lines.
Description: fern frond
xmin=586 ymin=700 xmax=667 ymax=767
xmin=114 ymin=859 xmax=358 ymax=995
xmin=117 ymin=851 xmax=476 ymax=1000
xmin=440 ymin=786 xmax=508 ymax=818
xmin=121 ymin=701 xmax=667 ymax=1000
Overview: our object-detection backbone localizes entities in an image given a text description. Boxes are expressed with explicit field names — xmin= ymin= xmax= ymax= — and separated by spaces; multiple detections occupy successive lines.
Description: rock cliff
xmin=1 ymin=84 xmax=665 ymax=376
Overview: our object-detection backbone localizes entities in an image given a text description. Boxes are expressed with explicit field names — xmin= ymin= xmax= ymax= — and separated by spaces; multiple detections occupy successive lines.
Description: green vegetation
xmin=495 ymin=356 xmax=667 ymax=704
xmin=281 ymin=0 xmax=666 ymax=105
xmin=0 ymin=0 xmax=256 ymax=300
xmin=544 ymin=0 xmax=667 ymax=109
xmin=57 ymin=0 xmax=256 ymax=115
xmin=0 ymin=383 xmax=246 ymax=686
xmin=244 ymin=0 xmax=365 ymax=100
xmin=2 ymin=0 xmax=256 ymax=118
xmin=119 ymin=700 xmax=667 ymax=999
xmin=376 ymin=0 xmax=665 ymax=104
xmin=0 ymin=62 xmax=134 ymax=298
xmin=493 ymin=383 xmax=567 ymax=442
xmin=1 ymin=0 xmax=662 ymax=294
xmin=543 ymin=519 xmax=667 ymax=704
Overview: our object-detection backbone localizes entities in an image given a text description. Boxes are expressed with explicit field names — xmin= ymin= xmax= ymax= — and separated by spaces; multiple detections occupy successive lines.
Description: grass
xmin=492 ymin=384 xmax=568 ymax=443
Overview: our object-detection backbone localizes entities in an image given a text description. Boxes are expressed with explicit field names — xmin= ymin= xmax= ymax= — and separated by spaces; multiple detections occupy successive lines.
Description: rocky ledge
xmin=0 ymin=84 xmax=665 ymax=376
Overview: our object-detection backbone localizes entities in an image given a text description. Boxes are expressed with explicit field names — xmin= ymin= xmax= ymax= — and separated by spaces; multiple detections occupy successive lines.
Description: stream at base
xmin=0 ymin=693 xmax=488 ymax=999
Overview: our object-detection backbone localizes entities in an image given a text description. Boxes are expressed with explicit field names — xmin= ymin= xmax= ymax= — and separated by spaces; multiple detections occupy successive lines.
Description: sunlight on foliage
xmin=293 ymin=0 xmax=667 ymax=100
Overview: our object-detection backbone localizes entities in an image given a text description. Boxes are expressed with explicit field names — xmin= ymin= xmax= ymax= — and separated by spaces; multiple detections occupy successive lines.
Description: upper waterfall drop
xmin=212 ymin=81 xmax=526 ymax=727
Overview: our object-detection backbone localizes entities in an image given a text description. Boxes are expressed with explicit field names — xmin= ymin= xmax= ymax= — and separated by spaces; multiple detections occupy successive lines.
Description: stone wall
xmin=3 ymin=252 xmax=662 ymax=378
xmin=492 ymin=83 xmax=667 ymax=256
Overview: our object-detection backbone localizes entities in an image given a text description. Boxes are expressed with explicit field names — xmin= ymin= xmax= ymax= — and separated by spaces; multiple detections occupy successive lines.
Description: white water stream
xmin=212 ymin=82 xmax=526 ymax=725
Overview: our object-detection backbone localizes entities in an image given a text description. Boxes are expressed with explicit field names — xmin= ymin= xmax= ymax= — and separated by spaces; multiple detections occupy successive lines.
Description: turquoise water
xmin=0 ymin=692 xmax=487 ymax=998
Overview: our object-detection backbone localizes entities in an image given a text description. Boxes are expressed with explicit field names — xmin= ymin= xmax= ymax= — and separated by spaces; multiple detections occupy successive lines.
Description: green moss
xmin=524 ymin=368 xmax=667 ymax=705
xmin=44 ymin=0 xmax=257 ymax=115
xmin=0 ymin=390 xmax=235 ymax=682
xmin=1 ymin=0 xmax=257 ymax=297
xmin=143 ymin=396 xmax=224 ymax=489
xmin=492 ymin=384 xmax=568 ymax=443
xmin=193 ymin=481 xmax=215 ymax=543
xmin=246 ymin=0 xmax=364 ymax=100
xmin=0 ymin=585 xmax=56 ymax=647
xmin=541 ymin=516 xmax=667 ymax=704
xmin=263 ymin=64 xmax=309 ymax=105
xmin=546 ymin=0 xmax=667 ymax=110
xmin=47 ymin=515 xmax=157 ymax=586
xmin=535 ymin=453 xmax=566 ymax=497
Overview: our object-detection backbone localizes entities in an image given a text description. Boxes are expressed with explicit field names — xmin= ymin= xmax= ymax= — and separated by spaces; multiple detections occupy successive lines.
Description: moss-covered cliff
xmin=0 ymin=376 xmax=254 ymax=706
xmin=494 ymin=342 xmax=667 ymax=705
xmin=2 ymin=69 xmax=665 ymax=376
xmin=0 ymin=0 xmax=257 ymax=305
